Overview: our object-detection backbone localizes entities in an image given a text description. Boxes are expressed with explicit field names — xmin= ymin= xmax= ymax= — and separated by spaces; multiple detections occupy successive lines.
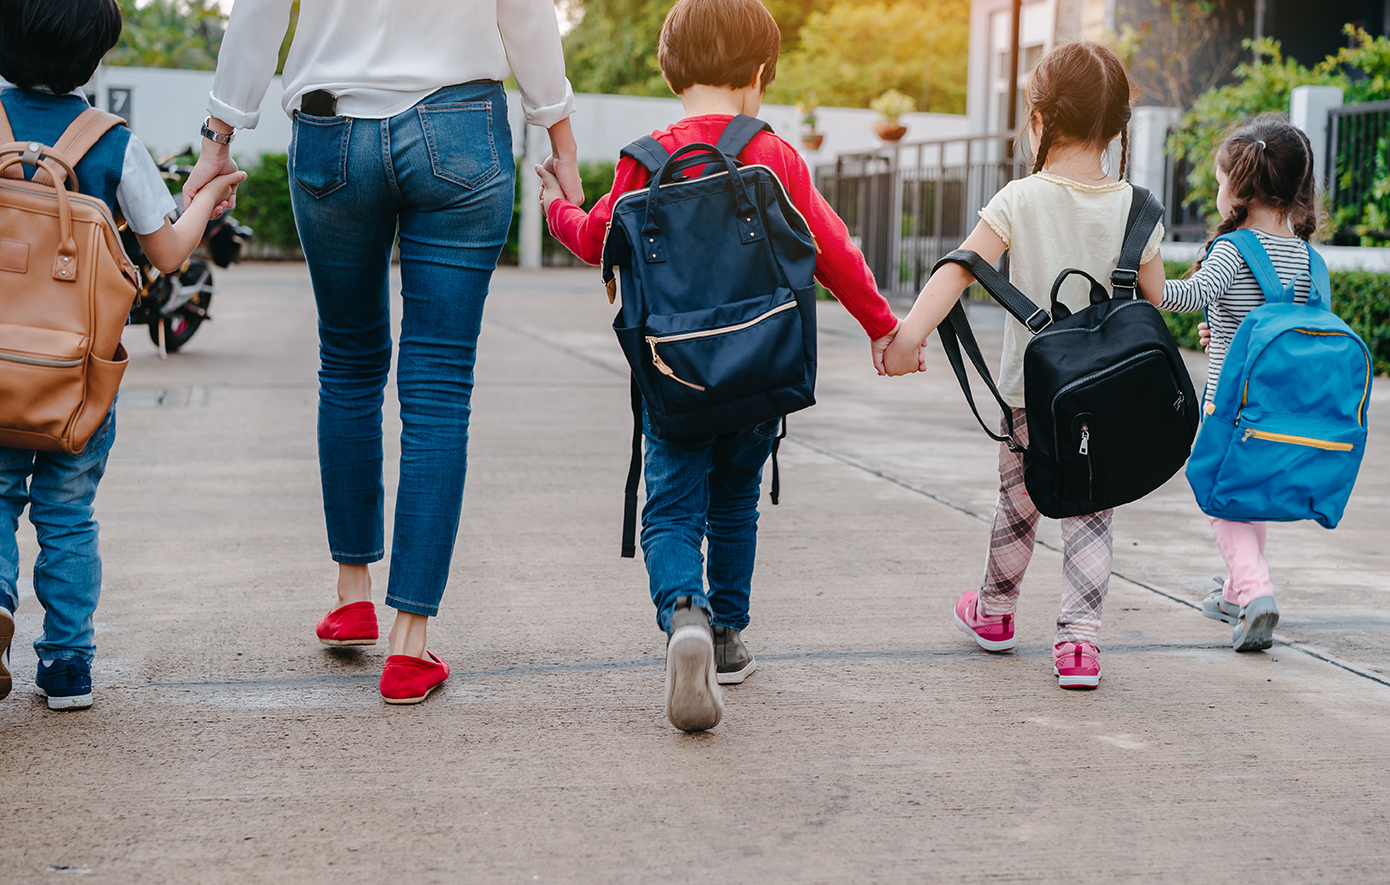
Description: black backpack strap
xmin=620 ymin=135 xmax=671 ymax=175
xmin=715 ymin=115 xmax=772 ymax=160
xmin=769 ymin=417 xmax=786 ymax=505
xmin=1111 ymin=185 xmax=1164 ymax=297
xmin=936 ymin=301 xmax=1023 ymax=451
xmin=621 ymin=376 xmax=644 ymax=558
xmin=933 ymin=250 xmax=1052 ymax=334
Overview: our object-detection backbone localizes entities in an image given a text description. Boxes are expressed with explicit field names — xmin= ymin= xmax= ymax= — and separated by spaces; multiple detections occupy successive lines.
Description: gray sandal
xmin=1232 ymin=596 xmax=1279 ymax=652
xmin=1202 ymin=579 xmax=1241 ymax=626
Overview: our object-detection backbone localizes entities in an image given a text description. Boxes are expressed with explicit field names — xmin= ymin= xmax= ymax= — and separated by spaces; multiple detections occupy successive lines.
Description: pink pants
xmin=978 ymin=409 xmax=1113 ymax=645
xmin=1208 ymin=517 xmax=1274 ymax=606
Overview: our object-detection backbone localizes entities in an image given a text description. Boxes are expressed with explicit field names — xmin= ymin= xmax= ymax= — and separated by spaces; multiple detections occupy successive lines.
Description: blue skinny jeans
xmin=288 ymin=82 xmax=515 ymax=616
xmin=640 ymin=409 xmax=778 ymax=634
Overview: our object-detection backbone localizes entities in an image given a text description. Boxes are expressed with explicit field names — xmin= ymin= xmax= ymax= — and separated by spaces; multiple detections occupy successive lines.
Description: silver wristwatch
xmin=200 ymin=117 xmax=234 ymax=145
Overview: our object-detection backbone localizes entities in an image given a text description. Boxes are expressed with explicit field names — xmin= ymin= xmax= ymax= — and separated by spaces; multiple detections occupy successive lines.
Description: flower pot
xmin=801 ymin=132 xmax=824 ymax=151
xmin=875 ymin=121 xmax=908 ymax=142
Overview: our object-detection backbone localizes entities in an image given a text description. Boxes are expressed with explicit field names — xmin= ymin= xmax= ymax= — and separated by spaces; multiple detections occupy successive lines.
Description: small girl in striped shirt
xmin=1159 ymin=115 xmax=1318 ymax=651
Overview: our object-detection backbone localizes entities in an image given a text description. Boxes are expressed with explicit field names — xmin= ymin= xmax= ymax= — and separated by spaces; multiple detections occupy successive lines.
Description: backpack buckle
xmin=1111 ymin=267 xmax=1139 ymax=293
xmin=1025 ymin=308 xmax=1052 ymax=333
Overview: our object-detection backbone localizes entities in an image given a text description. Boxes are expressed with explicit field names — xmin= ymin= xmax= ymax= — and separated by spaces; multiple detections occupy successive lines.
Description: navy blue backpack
xmin=600 ymin=115 xmax=819 ymax=556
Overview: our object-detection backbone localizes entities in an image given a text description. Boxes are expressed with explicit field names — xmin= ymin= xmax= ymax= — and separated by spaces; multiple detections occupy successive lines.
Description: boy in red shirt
xmin=537 ymin=0 xmax=899 ymax=731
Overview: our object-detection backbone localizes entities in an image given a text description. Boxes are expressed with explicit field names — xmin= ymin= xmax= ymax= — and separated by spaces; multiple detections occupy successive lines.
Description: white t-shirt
xmin=0 ymin=82 xmax=175 ymax=235
xmin=978 ymin=172 xmax=1164 ymax=407
xmin=209 ymin=0 xmax=576 ymax=129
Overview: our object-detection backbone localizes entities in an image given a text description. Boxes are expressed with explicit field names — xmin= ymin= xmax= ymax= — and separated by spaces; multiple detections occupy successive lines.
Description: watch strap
xmin=201 ymin=117 xmax=234 ymax=145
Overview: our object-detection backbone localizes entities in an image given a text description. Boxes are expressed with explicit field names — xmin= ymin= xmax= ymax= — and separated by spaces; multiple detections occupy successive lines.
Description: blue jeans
xmin=640 ymin=409 xmax=778 ymax=633
xmin=0 ymin=409 xmax=115 ymax=661
xmin=288 ymin=82 xmax=515 ymax=616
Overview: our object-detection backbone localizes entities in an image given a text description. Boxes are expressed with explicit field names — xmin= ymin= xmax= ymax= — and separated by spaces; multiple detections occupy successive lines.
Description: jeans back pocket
xmin=292 ymin=113 xmax=351 ymax=198
xmin=416 ymin=102 xmax=500 ymax=189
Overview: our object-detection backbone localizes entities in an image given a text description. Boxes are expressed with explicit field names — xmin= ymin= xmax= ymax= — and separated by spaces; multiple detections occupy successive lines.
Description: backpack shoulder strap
xmin=32 ymin=108 xmax=127 ymax=188
xmin=714 ymin=115 xmax=771 ymax=159
xmin=0 ymin=97 xmax=21 ymax=181
xmin=1111 ymin=185 xmax=1164 ymax=297
xmin=1215 ymin=230 xmax=1284 ymax=304
xmin=1304 ymin=242 xmax=1332 ymax=310
xmin=620 ymin=135 xmax=671 ymax=175
xmin=934 ymin=249 xmax=1051 ymax=333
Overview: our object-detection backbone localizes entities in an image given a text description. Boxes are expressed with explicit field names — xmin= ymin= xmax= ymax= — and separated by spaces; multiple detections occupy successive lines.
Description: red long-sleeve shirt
xmin=545 ymin=114 xmax=898 ymax=340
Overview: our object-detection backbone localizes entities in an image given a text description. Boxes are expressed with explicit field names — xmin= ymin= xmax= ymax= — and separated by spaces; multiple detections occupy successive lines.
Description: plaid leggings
xmin=977 ymin=408 xmax=1114 ymax=645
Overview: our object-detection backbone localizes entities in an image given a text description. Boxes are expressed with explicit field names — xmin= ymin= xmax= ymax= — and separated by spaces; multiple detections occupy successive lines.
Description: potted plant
xmin=871 ymin=89 xmax=913 ymax=142
xmin=796 ymin=92 xmax=823 ymax=151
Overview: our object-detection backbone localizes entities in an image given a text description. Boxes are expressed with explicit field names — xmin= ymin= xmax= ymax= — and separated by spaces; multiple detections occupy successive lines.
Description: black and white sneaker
xmin=665 ymin=596 xmax=722 ymax=732
xmin=713 ymin=625 xmax=757 ymax=685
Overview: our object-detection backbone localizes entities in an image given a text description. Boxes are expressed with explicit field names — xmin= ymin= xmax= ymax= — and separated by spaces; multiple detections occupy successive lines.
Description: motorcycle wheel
xmin=148 ymin=260 xmax=214 ymax=353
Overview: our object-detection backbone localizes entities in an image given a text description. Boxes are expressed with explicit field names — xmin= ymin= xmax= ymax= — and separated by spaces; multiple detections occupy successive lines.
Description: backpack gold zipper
xmin=645 ymin=299 xmax=798 ymax=391
xmin=1241 ymin=428 xmax=1353 ymax=451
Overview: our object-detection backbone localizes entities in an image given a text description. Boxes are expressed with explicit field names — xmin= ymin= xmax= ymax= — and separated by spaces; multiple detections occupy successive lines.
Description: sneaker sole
xmin=666 ymin=627 xmax=722 ymax=731
xmin=1233 ymin=598 xmax=1279 ymax=652
xmin=37 ymin=688 xmax=93 ymax=710
xmin=1052 ymin=667 xmax=1101 ymax=689
xmin=717 ymin=657 xmax=757 ymax=685
xmin=381 ymin=680 xmax=445 ymax=705
xmin=953 ymin=610 xmax=1016 ymax=652
xmin=0 ymin=608 xmax=13 ymax=701
xmin=318 ymin=636 xmax=378 ymax=647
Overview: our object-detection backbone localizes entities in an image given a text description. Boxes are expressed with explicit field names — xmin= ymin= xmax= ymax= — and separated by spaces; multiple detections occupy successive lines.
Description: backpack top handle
xmin=640 ymin=142 xmax=760 ymax=262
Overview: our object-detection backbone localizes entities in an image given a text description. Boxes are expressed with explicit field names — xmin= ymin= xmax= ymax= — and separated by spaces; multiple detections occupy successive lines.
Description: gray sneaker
xmin=713 ymin=625 xmax=757 ymax=685
xmin=665 ymin=597 xmax=723 ymax=732
xmin=1233 ymin=595 xmax=1279 ymax=652
xmin=1202 ymin=578 xmax=1240 ymax=625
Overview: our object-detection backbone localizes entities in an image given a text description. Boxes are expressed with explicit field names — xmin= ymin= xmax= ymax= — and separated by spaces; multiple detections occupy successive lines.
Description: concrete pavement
xmin=1 ymin=263 xmax=1388 ymax=882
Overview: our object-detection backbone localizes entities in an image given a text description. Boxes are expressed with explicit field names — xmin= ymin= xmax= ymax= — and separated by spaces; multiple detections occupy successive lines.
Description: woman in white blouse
xmin=184 ymin=0 xmax=582 ymax=704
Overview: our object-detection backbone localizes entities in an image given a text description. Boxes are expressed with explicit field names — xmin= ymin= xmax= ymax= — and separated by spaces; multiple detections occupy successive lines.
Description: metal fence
xmin=1328 ymin=99 xmax=1390 ymax=240
xmin=814 ymin=135 xmax=1024 ymax=295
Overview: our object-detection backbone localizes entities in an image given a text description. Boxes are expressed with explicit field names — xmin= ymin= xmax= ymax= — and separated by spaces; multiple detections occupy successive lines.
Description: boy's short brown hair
xmin=658 ymin=0 xmax=780 ymax=95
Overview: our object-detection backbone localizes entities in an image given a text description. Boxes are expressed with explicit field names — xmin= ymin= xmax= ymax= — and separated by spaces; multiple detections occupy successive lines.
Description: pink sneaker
xmin=953 ymin=591 xmax=1016 ymax=652
xmin=1053 ymin=642 xmax=1101 ymax=689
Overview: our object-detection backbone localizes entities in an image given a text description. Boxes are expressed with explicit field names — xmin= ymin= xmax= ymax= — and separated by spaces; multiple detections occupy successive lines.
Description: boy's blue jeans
xmin=288 ymin=82 xmax=515 ymax=617
xmin=0 ymin=409 xmax=115 ymax=662
xmin=640 ymin=408 xmax=777 ymax=634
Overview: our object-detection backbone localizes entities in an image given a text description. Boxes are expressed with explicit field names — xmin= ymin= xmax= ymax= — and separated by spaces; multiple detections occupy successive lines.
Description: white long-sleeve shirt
xmin=208 ymin=0 xmax=575 ymax=129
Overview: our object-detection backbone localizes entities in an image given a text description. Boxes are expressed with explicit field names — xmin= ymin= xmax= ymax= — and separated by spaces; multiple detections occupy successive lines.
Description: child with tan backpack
xmin=0 ymin=0 xmax=243 ymax=709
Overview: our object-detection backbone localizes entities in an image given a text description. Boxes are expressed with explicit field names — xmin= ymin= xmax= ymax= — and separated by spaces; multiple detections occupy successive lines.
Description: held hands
xmin=871 ymin=320 xmax=903 ymax=375
xmin=534 ymin=159 xmax=566 ymax=215
xmin=182 ymin=142 xmax=239 ymax=220
xmin=195 ymin=170 xmax=249 ymax=211
xmin=881 ymin=328 xmax=928 ymax=376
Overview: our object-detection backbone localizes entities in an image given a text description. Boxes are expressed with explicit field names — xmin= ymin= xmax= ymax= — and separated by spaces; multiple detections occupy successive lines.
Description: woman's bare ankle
xmin=336 ymin=563 xmax=372 ymax=607
xmin=388 ymin=611 xmax=429 ymax=659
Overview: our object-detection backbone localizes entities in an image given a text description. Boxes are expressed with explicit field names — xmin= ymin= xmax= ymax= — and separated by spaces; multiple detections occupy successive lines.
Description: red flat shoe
xmin=380 ymin=652 xmax=449 ymax=704
xmin=316 ymin=601 xmax=379 ymax=646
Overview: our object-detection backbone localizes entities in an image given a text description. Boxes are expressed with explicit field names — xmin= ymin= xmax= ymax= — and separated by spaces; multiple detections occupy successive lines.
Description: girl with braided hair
xmin=1159 ymin=115 xmax=1320 ymax=651
xmin=884 ymin=41 xmax=1165 ymax=689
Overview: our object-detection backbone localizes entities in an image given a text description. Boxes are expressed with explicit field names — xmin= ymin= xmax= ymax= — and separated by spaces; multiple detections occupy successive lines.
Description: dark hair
xmin=658 ymin=0 xmax=780 ymax=95
xmin=1024 ymin=41 xmax=1137 ymax=178
xmin=1203 ymin=115 xmax=1319 ymax=256
xmin=0 ymin=0 xmax=122 ymax=96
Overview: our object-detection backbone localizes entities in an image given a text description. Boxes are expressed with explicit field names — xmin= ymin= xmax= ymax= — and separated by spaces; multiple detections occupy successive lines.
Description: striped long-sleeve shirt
xmin=1160 ymin=229 xmax=1310 ymax=403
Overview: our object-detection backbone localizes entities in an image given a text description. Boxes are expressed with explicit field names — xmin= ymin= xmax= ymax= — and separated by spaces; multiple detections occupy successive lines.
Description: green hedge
xmin=238 ymin=152 xmax=301 ymax=258
xmin=1161 ymin=259 xmax=1390 ymax=375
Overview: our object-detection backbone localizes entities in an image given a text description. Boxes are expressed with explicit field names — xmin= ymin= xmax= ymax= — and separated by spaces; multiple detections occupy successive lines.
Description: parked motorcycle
xmin=121 ymin=150 xmax=253 ymax=357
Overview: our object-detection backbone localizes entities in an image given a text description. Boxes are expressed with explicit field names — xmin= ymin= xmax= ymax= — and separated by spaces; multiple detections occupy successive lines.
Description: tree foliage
xmin=1113 ymin=0 xmax=1251 ymax=111
xmin=562 ymin=0 xmax=968 ymax=112
xmin=107 ymin=0 xmax=227 ymax=70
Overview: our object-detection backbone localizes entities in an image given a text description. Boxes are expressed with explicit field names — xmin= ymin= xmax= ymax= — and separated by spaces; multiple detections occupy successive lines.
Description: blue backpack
xmin=601 ymin=115 xmax=819 ymax=556
xmin=1185 ymin=230 xmax=1373 ymax=528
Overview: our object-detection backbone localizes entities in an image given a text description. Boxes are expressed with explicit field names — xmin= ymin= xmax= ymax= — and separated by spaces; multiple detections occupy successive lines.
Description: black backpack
xmin=934 ymin=185 xmax=1199 ymax=518
xmin=601 ymin=115 xmax=820 ymax=555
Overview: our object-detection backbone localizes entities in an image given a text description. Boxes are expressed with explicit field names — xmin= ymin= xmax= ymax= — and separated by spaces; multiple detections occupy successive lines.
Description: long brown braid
xmin=1022 ymin=42 xmax=1137 ymax=178
xmin=1195 ymin=115 xmax=1320 ymax=269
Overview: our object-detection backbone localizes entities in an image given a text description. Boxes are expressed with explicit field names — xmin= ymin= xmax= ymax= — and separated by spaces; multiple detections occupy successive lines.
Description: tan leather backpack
xmin=0 ymin=104 xmax=140 ymax=454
